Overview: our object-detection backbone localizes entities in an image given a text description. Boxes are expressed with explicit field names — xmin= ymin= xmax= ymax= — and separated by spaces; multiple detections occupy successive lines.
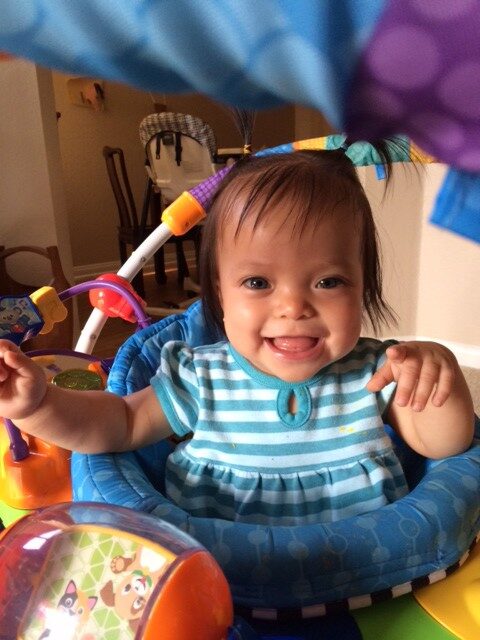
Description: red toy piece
xmin=88 ymin=274 xmax=146 ymax=323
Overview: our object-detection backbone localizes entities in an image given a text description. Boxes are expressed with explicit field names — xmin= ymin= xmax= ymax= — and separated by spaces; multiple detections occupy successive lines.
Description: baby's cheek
xmin=226 ymin=300 xmax=258 ymax=324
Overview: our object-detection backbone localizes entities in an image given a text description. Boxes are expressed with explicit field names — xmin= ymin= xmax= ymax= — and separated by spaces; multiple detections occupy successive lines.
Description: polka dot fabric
xmin=1 ymin=0 xmax=480 ymax=241
xmin=0 ymin=0 xmax=386 ymax=130
xmin=346 ymin=0 xmax=480 ymax=172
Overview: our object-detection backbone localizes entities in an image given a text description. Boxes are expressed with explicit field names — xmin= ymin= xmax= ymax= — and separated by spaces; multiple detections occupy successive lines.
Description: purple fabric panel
xmin=345 ymin=0 xmax=480 ymax=171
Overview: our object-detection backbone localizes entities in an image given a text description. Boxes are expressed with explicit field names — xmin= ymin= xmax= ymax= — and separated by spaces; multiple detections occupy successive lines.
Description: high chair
xmin=139 ymin=112 xmax=217 ymax=203
xmin=139 ymin=112 xmax=217 ymax=297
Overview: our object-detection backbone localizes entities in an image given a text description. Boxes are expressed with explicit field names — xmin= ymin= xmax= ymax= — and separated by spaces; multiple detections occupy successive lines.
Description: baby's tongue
xmin=272 ymin=336 xmax=317 ymax=352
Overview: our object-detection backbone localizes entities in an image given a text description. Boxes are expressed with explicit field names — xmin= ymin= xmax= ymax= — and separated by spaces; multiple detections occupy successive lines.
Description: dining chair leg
xmin=119 ymin=239 xmax=128 ymax=265
xmin=131 ymin=270 xmax=145 ymax=298
xmin=154 ymin=247 xmax=167 ymax=285
xmin=193 ymin=227 xmax=202 ymax=272
xmin=175 ymin=240 xmax=190 ymax=284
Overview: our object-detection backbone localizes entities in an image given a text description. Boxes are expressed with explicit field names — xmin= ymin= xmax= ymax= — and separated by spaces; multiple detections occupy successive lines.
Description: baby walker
xmin=1 ymin=136 xmax=479 ymax=640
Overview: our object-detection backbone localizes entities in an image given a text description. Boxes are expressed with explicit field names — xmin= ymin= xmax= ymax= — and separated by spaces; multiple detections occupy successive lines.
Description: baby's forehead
xmin=219 ymin=191 xmax=358 ymax=241
xmin=211 ymin=163 xmax=366 ymax=250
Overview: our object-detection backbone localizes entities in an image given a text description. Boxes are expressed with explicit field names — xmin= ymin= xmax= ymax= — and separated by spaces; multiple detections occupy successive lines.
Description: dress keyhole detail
xmin=277 ymin=387 xmax=311 ymax=428
xmin=288 ymin=391 xmax=297 ymax=415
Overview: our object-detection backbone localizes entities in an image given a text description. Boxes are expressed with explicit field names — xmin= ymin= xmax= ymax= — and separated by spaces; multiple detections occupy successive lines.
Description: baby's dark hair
xmin=199 ymin=146 xmax=397 ymax=335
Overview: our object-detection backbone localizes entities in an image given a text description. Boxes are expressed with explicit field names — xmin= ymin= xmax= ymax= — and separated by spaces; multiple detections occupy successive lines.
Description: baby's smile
xmin=264 ymin=335 xmax=324 ymax=360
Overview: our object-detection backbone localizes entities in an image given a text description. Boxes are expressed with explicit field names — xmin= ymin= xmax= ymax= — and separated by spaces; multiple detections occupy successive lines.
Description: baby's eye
xmin=316 ymin=277 xmax=343 ymax=289
xmin=242 ymin=277 xmax=269 ymax=290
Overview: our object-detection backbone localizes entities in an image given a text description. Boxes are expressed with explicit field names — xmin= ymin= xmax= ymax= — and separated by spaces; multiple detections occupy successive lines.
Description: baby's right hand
xmin=0 ymin=339 xmax=47 ymax=420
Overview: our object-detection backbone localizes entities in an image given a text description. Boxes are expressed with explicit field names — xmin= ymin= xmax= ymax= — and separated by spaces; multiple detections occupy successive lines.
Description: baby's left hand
xmin=367 ymin=342 xmax=458 ymax=412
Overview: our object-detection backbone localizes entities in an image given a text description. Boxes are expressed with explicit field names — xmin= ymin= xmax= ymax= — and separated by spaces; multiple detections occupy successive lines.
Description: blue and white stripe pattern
xmin=151 ymin=337 xmax=408 ymax=525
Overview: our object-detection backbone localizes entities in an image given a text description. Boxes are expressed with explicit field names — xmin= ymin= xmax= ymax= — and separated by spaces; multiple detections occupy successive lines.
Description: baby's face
xmin=216 ymin=202 xmax=364 ymax=382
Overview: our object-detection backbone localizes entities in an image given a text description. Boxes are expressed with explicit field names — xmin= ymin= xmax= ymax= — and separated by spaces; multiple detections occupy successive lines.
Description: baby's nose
xmin=274 ymin=290 xmax=314 ymax=319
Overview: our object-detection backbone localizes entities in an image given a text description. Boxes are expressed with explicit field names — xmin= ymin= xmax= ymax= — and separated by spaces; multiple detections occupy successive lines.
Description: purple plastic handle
xmin=189 ymin=165 xmax=231 ymax=210
xmin=4 ymin=418 xmax=29 ymax=461
xmin=59 ymin=280 xmax=151 ymax=329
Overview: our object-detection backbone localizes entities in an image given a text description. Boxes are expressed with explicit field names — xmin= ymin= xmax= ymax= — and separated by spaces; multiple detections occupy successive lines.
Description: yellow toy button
xmin=29 ymin=286 xmax=68 ymax=335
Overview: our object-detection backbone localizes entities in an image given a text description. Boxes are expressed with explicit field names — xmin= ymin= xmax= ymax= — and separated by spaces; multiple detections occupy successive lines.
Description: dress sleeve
xmin=150 ymin=340 xmax=200 ymax=437
xmin=374 ymin=339 xmax=399 ymax=416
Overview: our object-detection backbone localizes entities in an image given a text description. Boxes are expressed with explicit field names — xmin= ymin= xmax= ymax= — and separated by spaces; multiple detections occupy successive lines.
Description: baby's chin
xmin=271 ymin=367 xmax=322 ymax=383
xmin=258 ymin=359 xmax=328 ymax=383
xmin=261 ymin=344 xmax=359 ymax=382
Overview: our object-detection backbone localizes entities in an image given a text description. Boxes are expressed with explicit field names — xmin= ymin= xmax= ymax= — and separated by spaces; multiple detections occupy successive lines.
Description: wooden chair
xmin=103 ymin=146 xmax=199 ymax=298
xmin=0 ymin=245 xmax=73 ymax=351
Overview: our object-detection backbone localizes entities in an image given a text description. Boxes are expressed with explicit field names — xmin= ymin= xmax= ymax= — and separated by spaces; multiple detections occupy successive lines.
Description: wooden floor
xmin=76 ymin=265 xmax=198 ymax=361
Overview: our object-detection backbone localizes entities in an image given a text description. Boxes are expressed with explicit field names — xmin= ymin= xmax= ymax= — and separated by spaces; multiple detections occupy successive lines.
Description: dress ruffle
xmin=166 ymin=445 xmax=408 ymax=525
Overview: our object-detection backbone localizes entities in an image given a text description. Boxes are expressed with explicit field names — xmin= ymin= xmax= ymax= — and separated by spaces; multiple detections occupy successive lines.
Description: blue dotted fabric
xmin=0 ymin=0 xmax=384 ymax=130
xmin=1 ymin=1 xmax=479 ymax=242
xmin=72 ymin=302 xmax=480 ymax=610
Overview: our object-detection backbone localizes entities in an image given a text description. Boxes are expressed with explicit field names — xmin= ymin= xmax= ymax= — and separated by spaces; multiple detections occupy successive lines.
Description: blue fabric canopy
xmin=0 ymin=0 xmax=384 ymax=127
xmin=1 ymin=0 xmax=479 ymax=243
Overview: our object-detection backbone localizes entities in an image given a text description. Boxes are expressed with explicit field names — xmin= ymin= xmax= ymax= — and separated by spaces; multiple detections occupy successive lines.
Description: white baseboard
xmin=394 ymin=335 xmax=480 ymax=369
xmin=73 ymin=249 xmax=196 ymax=282
xmin=73 ymin=260 xmax=126 ymax=282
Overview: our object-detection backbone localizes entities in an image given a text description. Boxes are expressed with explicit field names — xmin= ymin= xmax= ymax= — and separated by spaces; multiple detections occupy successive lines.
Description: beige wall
xmin=53 ymin=74 xmax=156 ymax=271
xmin=165 ymin=94 xmax=297 ymax=152
xmin=294 ymin=105 xmax=334 ymax=140
xmin=0 ymin=60 xmax=73 ymax=284
xmin=52 ymin=72 xmax=298 ymax=272
xmin=361 ymin=164 xmax=425 ymax=338
xmin=52 ymin=74 xmax=336 ymax=274
xmin=416 ymin=164 xmax=480 ymax=347
xmin=363 ymin=163 xmax=480 ymax=359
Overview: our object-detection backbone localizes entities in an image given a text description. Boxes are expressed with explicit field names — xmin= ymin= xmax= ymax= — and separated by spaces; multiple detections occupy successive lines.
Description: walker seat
xmin=72 ymin=301 xmax=480 ymax=619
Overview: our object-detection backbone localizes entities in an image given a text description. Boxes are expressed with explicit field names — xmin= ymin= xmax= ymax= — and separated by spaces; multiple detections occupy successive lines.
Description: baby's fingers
xmin=366 ymin=361 xmax=394 ymax=392
xmin=385 ymin=344 xmax=408 ymax=364
xmin=0 ymin=341 xmax=16 ymax=381
xmin=431 ymin=363 xmax=456 ymax=408
xmin=0 ymin=341 xmax=31 ymax=379
xmin=408 ymin=360 xmax=441 ymax=411
xmin=367 ymin=344 xmax=408 ymax=392
xmin=393 ymin=357 xmax=423 ymax=407
xmin=396 ymin=347 xmax=456 ymax=411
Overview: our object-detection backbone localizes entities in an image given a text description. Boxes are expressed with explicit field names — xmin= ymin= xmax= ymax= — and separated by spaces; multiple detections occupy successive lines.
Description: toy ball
xmin=0 ymin=502 xmax=233 ymax=640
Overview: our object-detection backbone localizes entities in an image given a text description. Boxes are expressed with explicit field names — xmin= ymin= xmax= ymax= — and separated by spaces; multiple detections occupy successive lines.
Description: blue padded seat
xmin=72 ymin=301 xmax=480 ymax=617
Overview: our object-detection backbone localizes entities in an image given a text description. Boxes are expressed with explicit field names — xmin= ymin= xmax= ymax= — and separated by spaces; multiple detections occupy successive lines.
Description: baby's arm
xmin=0 ymin=339 xmax=173 ymax=453
xmin=367 ymin=341 xmax=474 ymax=459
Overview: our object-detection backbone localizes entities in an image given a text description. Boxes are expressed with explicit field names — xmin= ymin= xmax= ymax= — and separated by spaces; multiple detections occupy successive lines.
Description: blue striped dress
xmin=151 ymin=338 xmax=408 ymax=525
